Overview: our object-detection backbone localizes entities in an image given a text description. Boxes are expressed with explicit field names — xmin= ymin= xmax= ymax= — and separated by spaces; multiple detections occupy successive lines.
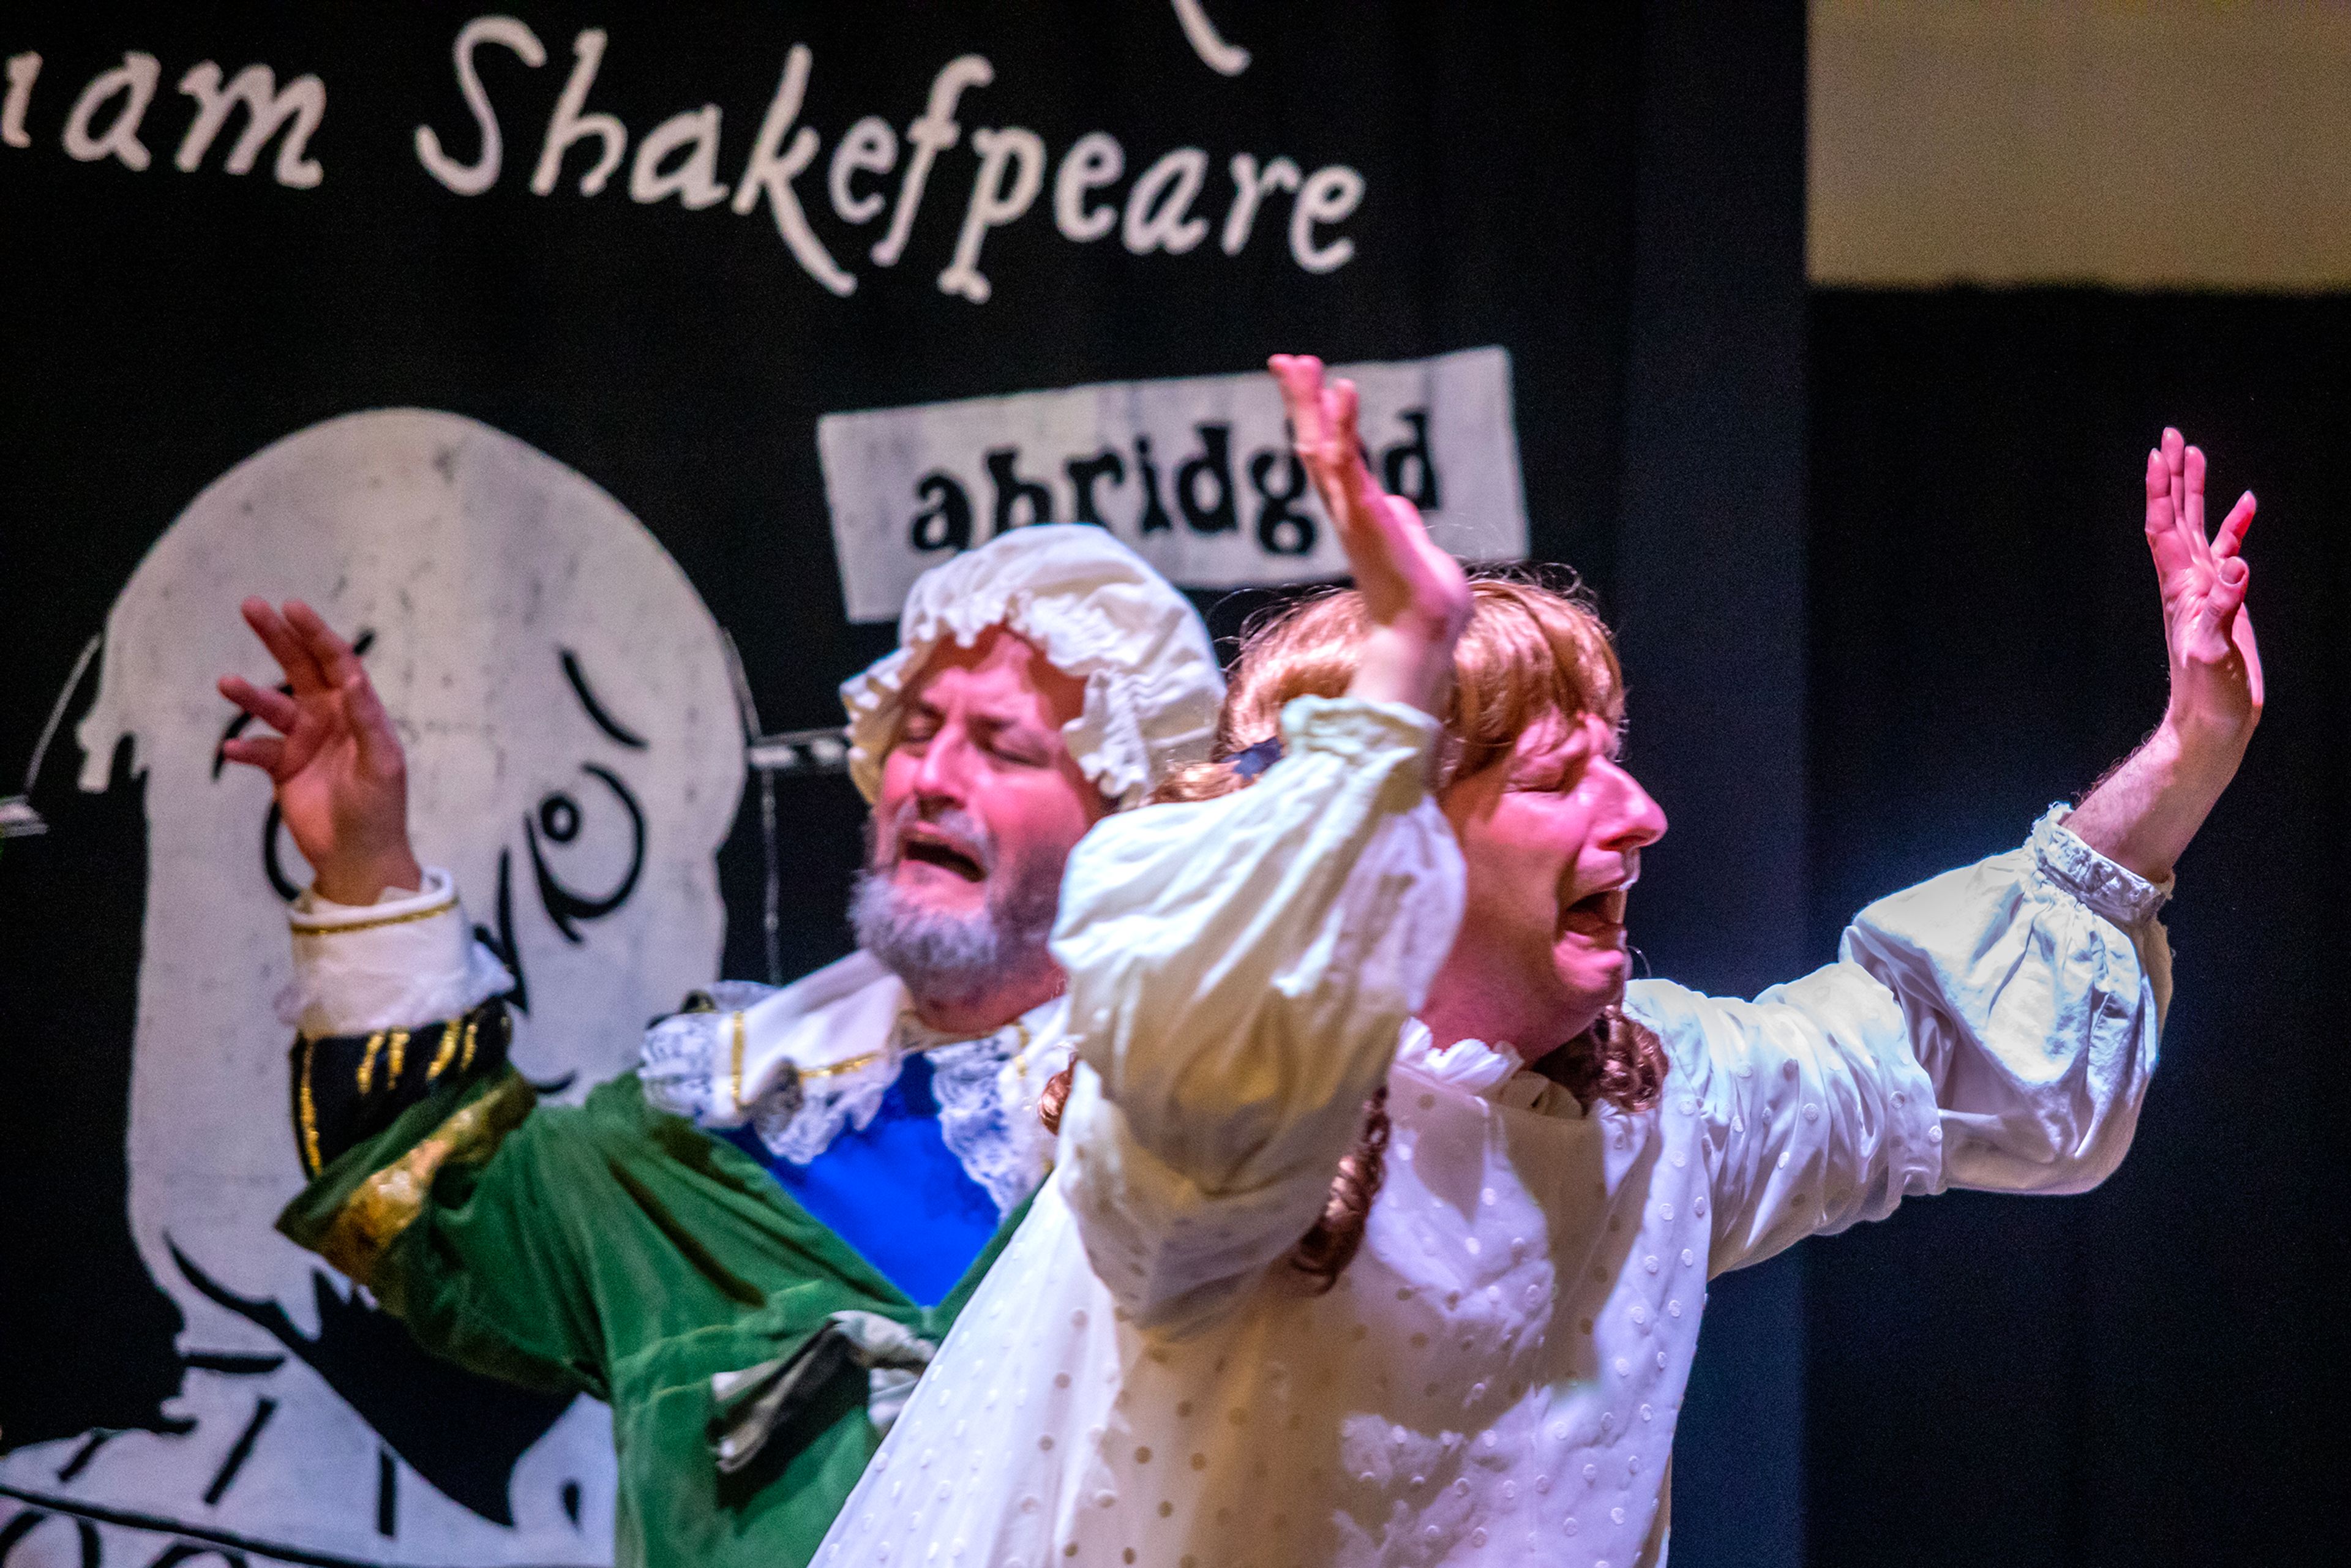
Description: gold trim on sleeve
xmin=297 ymin=1036 xmax=323 ymax=1178
xmin=460 ymin=1016 xmax=479 ymax=1072
xmin=796 ymin=1049 xmax=887 ymax=1082
xmin=288 ymin=895 xmax=459 ymax=937
xmin=386 ymin=1028 xmax=408 ymax=1085
xmin=356 ymin=1032 xmax=386 ymax=1095
xmin=313 ymin=1071 xmax=536 ymax=1293
xmin=782 ymin=1015 xmax=1023 ymax=1089
xmin=426 ymin=1019 xmax=461 ymax=1082
xmin=713 ymin=1010 xmax=1022 ymax=1116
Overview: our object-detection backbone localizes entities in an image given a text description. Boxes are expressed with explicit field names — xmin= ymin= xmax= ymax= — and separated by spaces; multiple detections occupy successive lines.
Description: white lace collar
xmin=638 ymin=952 xmax=1070 ymax=1215
xmin=1392 ymin=1019 xmax=1587 ymax=1117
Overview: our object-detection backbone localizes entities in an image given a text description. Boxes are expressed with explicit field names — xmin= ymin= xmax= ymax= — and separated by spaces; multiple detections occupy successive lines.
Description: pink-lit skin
xmin=871 ymin=626 xmax=1108 ymax=1033
xmin=1420 ymin=710 xmax=1668 ymax=1062
xmin=2066 ymin=428 xmax=2263 ymax=882
xmin=218 ymin=598 xmax=424 ymax=907
xmin=1270 ymin=353 xmax=1472 ymax=718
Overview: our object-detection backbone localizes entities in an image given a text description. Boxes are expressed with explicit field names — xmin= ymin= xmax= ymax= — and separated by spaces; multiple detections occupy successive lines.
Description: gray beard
xmin=850 ymin=850 xmax=1062 ymax=1015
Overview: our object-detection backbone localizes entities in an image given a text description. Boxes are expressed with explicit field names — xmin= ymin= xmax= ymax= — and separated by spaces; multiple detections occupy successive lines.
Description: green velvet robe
xmin=276 ymin=1000 xmax=1028 ymax=1568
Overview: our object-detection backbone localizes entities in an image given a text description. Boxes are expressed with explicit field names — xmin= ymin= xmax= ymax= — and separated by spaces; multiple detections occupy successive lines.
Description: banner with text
xmin=820 ymin=347 xmax=1526 ymax=620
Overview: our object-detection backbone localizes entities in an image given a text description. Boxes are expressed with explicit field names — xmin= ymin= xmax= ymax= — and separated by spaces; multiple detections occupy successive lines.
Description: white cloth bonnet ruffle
xmin=840 ymin=524 xmax=1225 ymax=809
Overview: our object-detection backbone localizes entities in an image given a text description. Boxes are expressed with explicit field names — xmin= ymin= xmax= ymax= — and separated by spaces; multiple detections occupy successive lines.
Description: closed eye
xmin=970 ymin=713 xmax=1052 ymax=767
xmin=987 ymin=735 xmax=1051 ymax=767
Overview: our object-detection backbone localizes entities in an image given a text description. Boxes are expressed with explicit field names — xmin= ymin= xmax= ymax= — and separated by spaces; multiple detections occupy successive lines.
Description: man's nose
xmin=1600 ymin=760 xmax=1668 ymax=850
xmin=910 ymin=724 xmax=975 ymax=804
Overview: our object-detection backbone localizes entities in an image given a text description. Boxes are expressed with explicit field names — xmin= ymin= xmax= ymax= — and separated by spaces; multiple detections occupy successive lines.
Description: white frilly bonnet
xmin=839 ymin=525 xmax=1224 ymax=809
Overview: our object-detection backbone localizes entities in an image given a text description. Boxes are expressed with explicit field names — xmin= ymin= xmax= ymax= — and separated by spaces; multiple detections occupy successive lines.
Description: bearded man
xmin=213 ymin=525 xmax=1223 ymax=1568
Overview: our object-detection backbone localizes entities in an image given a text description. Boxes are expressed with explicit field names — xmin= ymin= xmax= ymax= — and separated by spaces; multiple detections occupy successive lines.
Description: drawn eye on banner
xmin=817 ymin=347 xmax=1529 ymax=621
xmin=0 ymin=411 xmax=746 ymax=1568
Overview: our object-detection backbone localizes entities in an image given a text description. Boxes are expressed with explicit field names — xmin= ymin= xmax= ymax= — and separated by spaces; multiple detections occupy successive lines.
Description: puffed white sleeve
xmin=276 ymin=868 xmax=514 ymax=1038
xmin=1627 ymin=805 xmax=2172 ymax=1277
xmin=1052 ymin=696 xmax=1466 ymax=1334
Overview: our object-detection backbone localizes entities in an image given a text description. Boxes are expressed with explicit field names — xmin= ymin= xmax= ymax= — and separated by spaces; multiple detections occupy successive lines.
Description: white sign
xmin=817 ymin=346 xmax=1528 ymax=622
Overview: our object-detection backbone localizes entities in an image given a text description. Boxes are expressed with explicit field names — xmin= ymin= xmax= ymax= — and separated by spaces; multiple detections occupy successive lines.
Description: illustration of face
xmin=0 ymin=411 xmax=743 ymax=1567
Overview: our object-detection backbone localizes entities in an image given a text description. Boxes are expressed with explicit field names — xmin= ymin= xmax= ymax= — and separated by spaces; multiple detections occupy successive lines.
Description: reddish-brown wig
xmin=1043 ymin=575 xmax=1667 ymax=1291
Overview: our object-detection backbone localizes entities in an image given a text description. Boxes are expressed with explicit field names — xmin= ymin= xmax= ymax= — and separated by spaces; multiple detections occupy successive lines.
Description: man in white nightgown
xmin=816 ymin=358 xmax=2262 ymax=1568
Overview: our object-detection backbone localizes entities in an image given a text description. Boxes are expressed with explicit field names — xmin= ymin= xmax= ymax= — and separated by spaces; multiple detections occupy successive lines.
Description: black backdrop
xmin=1804 ymin=290 xmax=2347 ymax=1565
xmin=0 ymin=5 xmax=1814 ymax=1567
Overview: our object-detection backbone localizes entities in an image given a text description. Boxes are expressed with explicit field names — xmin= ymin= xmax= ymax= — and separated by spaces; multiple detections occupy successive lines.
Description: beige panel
xmin=1811 ymin=0 xmax=2351 ymax=290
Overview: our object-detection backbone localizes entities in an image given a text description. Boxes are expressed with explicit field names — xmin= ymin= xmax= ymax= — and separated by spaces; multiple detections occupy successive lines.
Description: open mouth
xmin=1559 ymin=885 xmax=1628 ymax=939
xmin=901 ymin=833 xmax=986 ymax=883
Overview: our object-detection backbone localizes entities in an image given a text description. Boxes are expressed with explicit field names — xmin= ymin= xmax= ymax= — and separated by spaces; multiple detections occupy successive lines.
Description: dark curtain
xmin=1805 ymin=288 xmax=2349 ymax=1565
xmin=0 ymin=0 xmax=1648 ymax=1454
xmin=1613 ymin=3 xmax=1808 ymax=1564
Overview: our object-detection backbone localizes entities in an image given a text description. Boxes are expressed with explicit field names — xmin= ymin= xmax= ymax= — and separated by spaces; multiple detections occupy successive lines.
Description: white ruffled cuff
xmin=638 ymin=980 xmax=786 ymax=1127
xmin=2032 ymin=804 xmax=2173 ymax=929
xmin=276 ymin=868 xmax=514 ymax=1039
xmin=1278 ymin=692 xmax=1443 ymax=768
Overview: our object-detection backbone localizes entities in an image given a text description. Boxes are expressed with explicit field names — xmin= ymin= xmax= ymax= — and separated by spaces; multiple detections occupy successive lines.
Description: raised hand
xmin=1270 ymin=353 xmax=1471 ymax=715
xmin=2067 ymin=429 xmax=2263 ymax=882
xmin=2145 ymin=427 xmax=2262 ymax=756
xmin=219 ymin=599 xmax=422 ymax=905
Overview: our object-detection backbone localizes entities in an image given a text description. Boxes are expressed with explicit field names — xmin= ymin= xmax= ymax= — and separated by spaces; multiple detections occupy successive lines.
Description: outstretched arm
xmin=2068 ymin=429 xmax=2262 ymax=882
xmin=1656 ymin=437 xmax=2235 ymax=1271
xmin=220 ymin=598 xmax=422 ymax=904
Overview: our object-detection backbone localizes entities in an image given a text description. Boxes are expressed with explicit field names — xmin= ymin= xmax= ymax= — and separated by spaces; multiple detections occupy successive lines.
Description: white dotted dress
xmin=817 ymin=697 xmax=2171 ymax=1568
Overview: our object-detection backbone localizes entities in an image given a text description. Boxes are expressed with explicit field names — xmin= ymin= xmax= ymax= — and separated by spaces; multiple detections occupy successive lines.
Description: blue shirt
xmin=719 ymin=1052 xmax=1001 ymax=1307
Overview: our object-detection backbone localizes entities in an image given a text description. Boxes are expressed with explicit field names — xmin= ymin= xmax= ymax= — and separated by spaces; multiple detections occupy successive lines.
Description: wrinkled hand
xmin=2145 ymin=427 xmax=2262 ymax=763
xmin=218 ymin=599 xmax=421 ymax=905
xmin=1270 ymin=353 xmax=1471 ymax=714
